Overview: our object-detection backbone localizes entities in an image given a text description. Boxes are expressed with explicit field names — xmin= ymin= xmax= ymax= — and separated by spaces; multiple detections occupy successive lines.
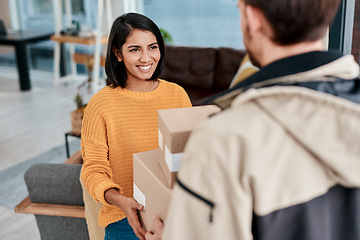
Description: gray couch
xmin=23 ymin=162 xmax=89 ymax=240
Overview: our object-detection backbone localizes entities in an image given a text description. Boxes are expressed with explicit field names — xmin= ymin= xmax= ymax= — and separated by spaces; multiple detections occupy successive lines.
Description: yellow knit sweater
xmin=80 ymin=80 xmax=192 ymax=228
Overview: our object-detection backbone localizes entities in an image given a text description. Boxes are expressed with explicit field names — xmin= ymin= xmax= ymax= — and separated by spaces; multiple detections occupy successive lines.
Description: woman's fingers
xmin=133 ymin=200 xmax=144 ymax=211
xmin=127 ymin=206 xmax=146 ymax=239
xmin=134 ymin=225 xmax=146 ymax=240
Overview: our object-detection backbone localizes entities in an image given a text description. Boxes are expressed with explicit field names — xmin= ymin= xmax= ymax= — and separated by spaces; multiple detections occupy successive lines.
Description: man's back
xmin=145 ymin=0 xmax=360 ymax=239
xmin=164 ymin=48 xmax=360 ymax=240
xmin=164 ymin=86 xmax=360 ymax=240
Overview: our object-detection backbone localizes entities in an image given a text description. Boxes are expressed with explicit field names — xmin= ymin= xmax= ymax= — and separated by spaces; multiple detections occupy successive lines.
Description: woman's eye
xmin=150 ymin=45 xmax=158 ymax=50
xmin=130 ymin=48 xmax=139 ymax=52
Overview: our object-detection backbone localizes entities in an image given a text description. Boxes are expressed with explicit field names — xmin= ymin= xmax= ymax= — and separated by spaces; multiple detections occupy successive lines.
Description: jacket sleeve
xmin=80 ymin=96 xmax=122 ymax=205
xmin=163 ymin=119 xmax=254 ymax=240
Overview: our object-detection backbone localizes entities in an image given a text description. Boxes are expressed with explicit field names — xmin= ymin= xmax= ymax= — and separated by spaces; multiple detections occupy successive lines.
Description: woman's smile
xmin=138 ymin=64 xmax=152 ymax=72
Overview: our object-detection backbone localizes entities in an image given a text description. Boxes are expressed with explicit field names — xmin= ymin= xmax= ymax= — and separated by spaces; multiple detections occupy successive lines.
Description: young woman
xmin=80 ymin=13 xmax=192 ymax=240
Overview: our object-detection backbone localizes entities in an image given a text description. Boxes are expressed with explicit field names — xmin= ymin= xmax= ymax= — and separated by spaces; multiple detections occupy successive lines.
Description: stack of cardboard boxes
xmin=133 ymin=105 xmax=220 ymax=231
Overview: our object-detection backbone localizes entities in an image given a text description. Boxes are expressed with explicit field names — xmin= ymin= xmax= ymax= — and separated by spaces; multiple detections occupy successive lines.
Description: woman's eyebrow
xmin=127 ymin=42 xmax=158 ymax=48
xmin=127 ymin=45 xmax=140 ymax=49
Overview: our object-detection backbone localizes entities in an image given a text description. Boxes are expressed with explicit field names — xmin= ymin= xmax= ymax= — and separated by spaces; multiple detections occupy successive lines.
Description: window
xmin=2 ymin=0 xmax=99 ymax=72
xmin=17 ymin=0 xmax=93 ymax=31
xmin=329 ymin=0 xmax=355 ymax=56
xmin=351 ymin=0 xmax=360 ymax=62
xmin=2 ymin=0 xmax=357 ymax=73
xmin=143 ymin=0 xmax=244 ymax=49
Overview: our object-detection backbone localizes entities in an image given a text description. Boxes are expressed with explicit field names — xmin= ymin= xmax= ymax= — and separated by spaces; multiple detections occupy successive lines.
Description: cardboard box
xmin=133 ymin=149 xmax=172 ymax=232
xmin=158 ymin=105 xmax=221 ymax=187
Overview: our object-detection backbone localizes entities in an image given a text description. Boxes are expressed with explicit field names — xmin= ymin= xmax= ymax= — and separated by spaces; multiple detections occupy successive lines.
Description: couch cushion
xmin=24 ymin=163 xmax=84 ymax=206
xmin=213 ymin=47 xmax=246 ymax=90
xmin=160 ymin=46 xmax=216 ymax=91
xmin=35 ymin=215 xmax=89 ymax=240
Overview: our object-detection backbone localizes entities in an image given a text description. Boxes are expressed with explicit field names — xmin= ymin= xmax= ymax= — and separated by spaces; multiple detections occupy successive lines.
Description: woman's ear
xmin=112 ymin=47 xmax=122 ymax=62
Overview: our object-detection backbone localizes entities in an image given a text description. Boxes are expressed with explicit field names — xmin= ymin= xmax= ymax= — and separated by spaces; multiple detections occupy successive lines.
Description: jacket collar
xmin=210 ymin=51 xmax=359 ymax=109
xmin=233 ymin=51 xmax=343 ymax=91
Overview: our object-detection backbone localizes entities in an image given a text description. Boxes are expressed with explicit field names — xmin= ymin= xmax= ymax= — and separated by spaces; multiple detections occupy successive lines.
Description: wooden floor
xmin=0 ymin=67 xmax=92 ymax=239
xmin=0 ymin=205 xmax=40 ymax=240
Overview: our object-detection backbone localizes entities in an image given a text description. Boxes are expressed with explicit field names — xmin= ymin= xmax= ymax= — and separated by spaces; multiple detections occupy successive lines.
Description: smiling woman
xmin=113 ymin=29 xmax=161 ymax=92
xmin=80 ymin=13 xmax=192 ymax=240
xmin=104 ymin=13 xmax=166 ymax=90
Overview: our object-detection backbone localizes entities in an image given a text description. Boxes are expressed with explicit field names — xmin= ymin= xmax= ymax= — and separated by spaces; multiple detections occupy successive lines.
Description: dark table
xmin=0 ymin=31 xmax=53 ymax=91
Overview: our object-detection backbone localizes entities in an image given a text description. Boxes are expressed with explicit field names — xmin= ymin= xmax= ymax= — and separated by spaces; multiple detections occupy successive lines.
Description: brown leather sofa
xmin=160 ymin=45 xmax=247 ymax=105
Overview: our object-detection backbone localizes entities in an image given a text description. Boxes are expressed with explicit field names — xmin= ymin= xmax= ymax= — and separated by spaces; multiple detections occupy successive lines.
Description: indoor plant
xmin=160 ymin=28 xmax=173 ymax=45
xmin=70 ymin=93 xmax=87 ymax=135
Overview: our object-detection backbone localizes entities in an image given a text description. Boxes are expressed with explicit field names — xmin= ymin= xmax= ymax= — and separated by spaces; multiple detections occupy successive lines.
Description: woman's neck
xmin=125 ymin=79 xmax=159 ymax=92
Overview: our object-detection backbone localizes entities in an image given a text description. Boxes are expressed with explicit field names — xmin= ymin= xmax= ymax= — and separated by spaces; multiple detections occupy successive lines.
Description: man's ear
xmin=245 ymin=5 xmax=272 ymax=38
xmin=112 ymin=47 xmax=122 ymax=62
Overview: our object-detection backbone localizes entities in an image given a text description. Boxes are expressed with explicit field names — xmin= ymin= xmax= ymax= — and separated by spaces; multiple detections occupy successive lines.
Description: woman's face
xmin=117 ymin=29 xmax=161 ymax=84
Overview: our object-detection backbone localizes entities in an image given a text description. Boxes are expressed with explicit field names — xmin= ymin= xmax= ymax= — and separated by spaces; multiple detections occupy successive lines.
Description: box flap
xmin=158 ymin=105 xmax=220 ymax=153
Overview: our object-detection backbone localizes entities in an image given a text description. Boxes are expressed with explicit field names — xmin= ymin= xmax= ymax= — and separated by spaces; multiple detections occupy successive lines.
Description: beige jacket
xmin=163 ymin=85 xmax=360 ymax=239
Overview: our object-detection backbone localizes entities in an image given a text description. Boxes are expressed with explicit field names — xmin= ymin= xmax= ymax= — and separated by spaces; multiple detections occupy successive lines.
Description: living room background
xmin=0 ymin=0 xmax=243 ymax=73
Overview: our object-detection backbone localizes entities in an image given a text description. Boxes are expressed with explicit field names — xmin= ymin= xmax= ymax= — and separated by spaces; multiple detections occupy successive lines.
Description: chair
xmin=15 ymin=151 xmax=89 ymax=240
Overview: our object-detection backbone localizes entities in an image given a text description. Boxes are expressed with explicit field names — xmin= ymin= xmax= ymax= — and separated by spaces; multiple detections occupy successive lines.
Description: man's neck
xmin=260 ymin=39 xmax=324 ymax=67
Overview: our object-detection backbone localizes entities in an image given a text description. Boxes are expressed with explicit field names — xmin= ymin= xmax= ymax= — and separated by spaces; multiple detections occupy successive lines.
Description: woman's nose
xmin=140 ymin=50 xmax=151 ymax=62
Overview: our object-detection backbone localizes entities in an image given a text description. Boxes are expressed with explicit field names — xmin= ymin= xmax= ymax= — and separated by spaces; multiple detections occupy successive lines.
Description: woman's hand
xmin=145 ymin=215 xmax=164 ymax=240
xmin=120 ymin=196 xmax=146 ymax=240
xmin=105 ymin=188 xmax=146 ymax=240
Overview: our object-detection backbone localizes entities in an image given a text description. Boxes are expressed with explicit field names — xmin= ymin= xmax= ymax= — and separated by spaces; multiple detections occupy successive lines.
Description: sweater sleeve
xmin=173 ymin=83 xmax=193 ymax=108
xmin=80 ymin=94 xmax=123 ymax=205
xmin=181 ymin=88 xmax=193 ymax=108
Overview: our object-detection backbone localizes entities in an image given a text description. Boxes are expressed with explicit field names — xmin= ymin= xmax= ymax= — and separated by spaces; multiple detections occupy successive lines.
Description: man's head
xmin=238 ymin=0 xmax=341 ymax=67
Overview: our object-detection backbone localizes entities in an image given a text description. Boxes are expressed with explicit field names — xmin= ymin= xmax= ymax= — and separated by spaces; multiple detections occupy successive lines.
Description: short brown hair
xmin=244 ymin=0 xmax=341 ymax=45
